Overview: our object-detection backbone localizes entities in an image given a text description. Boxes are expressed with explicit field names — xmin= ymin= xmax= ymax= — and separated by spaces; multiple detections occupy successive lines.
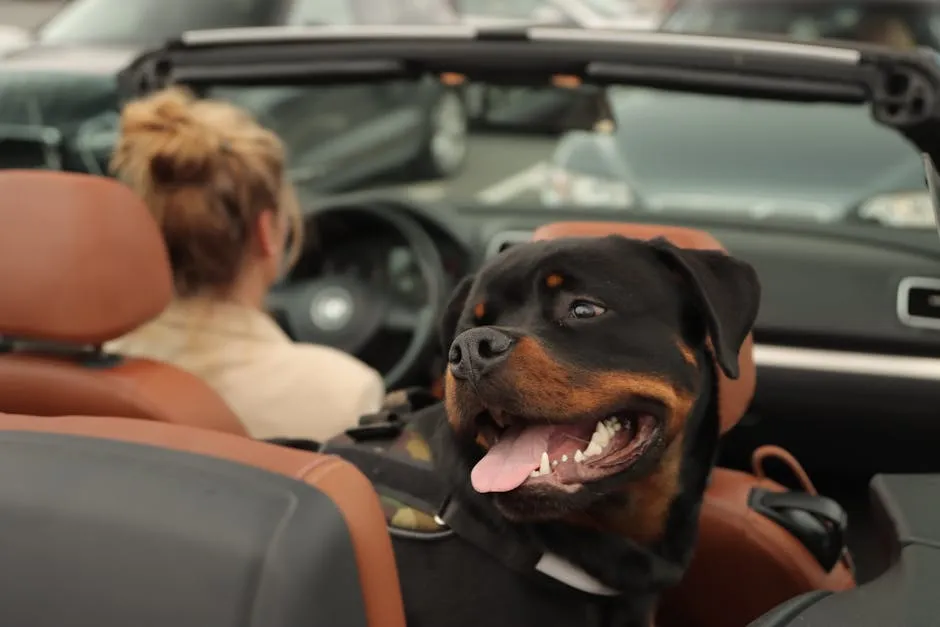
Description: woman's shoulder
xmin=237 ymin=343 xmax=385 ymax=440
xmin=286 ymin=343 xmax=382 ymax=381
xmin=280 ymin=343 xmax=384 ymax=403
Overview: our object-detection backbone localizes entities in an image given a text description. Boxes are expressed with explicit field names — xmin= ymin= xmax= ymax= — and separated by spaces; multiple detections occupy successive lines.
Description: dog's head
xmin=440 ymin=235 xmax=759 ymax=537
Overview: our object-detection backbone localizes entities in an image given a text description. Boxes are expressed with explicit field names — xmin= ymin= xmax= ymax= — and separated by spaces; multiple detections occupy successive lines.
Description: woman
xmin=108 ymin=87 xmax=385 ymax=441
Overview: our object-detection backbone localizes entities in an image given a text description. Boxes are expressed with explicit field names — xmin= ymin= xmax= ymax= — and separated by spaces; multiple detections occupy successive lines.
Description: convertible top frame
xmin=119 ymin=25 xmax=940 ymax=161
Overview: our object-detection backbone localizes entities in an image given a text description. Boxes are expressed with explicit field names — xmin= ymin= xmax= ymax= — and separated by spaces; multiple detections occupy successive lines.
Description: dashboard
xmin=296 ymin=198 xmax=940 ymax=477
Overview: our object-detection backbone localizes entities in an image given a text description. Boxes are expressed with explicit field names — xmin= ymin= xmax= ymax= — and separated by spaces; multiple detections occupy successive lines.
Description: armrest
xmin=747 ymin=473 xmax=940 ymax=627
xmin=871 ymin=474 xmax=940 ymax=549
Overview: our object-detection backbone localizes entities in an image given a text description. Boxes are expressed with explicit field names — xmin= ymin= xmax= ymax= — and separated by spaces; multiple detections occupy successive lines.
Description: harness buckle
xmin=434 ymin=494 xmax=456 ymax=527
xmin=345 ymin=410 xmax=404 ymax=442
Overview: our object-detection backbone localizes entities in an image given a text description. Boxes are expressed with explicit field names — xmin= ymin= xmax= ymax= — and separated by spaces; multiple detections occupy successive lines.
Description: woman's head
xmin=111 ymin=87 xmax=303 ymax=304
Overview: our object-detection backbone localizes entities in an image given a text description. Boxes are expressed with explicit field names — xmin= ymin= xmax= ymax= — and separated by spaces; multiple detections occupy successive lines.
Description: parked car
xmin=541 ymin=0 xmax=940 ymax=227
xmin=32 ymin=0 xmax=457 ymax=47
xmin=28 ymin=0 xmax=651 ymax=49
xmin=658 ymin=0 xmax=940 ymax=47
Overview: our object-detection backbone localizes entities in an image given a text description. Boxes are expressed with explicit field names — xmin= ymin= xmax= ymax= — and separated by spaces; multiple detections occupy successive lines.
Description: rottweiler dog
xmin=368 ymin=234 xmax=759 ymax=627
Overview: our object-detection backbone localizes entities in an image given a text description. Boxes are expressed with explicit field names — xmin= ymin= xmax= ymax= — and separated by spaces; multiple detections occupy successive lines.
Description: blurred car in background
xmin=541 ymin=0 xmax=940 ymax=228
xmin=20 ymin=0 xmax=657 ymax=48
xmin=658 ymin=0 xmax=940 ymax=47
xmin=32 ymin=0 xmax=457 ymax=47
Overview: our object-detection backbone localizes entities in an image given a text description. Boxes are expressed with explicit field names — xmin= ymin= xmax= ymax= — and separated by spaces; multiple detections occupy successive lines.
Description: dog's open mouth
xmin=470 ymin=407 xmax=663 ymax=494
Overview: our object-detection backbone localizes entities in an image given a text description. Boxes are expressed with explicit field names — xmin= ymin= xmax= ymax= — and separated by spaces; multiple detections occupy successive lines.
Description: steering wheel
xmin=266 ymin=202 xmax=448 ymax=389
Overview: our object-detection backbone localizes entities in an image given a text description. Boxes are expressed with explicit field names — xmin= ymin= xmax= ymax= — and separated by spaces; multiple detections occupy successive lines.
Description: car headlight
xmin=540 ymin=166 xmax=634 ymax=209
xmin=857 ymin=191 xmax=937 ymax=228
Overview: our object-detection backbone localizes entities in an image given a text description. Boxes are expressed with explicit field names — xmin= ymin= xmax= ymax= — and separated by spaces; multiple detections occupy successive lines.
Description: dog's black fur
xmin=387 ymin=235 xmax=760 ymax=627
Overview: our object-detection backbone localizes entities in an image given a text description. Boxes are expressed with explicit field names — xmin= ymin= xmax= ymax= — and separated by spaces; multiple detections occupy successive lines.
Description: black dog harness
xmin=321 ymin=356 xmax=714 ymax=600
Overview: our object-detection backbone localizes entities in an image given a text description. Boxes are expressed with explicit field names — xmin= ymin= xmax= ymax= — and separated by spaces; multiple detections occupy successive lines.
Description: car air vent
xmin=485 ymin=230 xmax=532 ymax=259
xmin=897 ymin=277 xmax=940 ymax=330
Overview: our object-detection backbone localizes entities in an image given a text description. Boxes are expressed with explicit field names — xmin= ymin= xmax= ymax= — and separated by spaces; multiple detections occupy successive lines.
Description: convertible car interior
xmin=4 ymin=24 xmax=940 ymax=627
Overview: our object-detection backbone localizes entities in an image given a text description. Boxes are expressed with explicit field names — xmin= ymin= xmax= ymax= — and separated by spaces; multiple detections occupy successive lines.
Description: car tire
xmin=413 ymin=88 xmax=468 ymax=179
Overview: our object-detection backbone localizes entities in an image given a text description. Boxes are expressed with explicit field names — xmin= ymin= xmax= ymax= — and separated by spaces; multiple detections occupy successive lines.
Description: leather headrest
xmin=0 ymin=171 xmax=172 ymax=345
xmin=531 ymin=221 xmax=756 ymax=433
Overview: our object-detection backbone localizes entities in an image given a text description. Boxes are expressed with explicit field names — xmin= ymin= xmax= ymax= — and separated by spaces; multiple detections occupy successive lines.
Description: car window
xmin=661 ymin=1 xmax=940 ymax=49
xmin=38 ymin=0 xmax=284 ymax=45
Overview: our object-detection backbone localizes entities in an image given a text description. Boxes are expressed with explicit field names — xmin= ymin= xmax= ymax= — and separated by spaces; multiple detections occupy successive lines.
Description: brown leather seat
xmin=0 ymin=412 xmax=406 ymax=627
xmin=532 ymin=222 xmax=854 ymax=627
xmin=0 ymin=170 xmax=245 ymax=434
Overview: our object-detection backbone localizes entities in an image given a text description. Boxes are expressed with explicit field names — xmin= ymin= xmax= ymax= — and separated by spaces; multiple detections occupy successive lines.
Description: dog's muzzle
xmin=449 ymin=327 xmax=515 ymax=383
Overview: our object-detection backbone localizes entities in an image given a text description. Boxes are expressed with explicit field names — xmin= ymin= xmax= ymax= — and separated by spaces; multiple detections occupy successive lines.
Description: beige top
xmin=107 ymin=299 xmax=385 ymax=441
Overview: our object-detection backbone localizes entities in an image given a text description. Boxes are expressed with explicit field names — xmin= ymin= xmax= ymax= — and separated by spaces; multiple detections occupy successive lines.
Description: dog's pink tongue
xmin=470 ymin=425 xmax=554 ymax=493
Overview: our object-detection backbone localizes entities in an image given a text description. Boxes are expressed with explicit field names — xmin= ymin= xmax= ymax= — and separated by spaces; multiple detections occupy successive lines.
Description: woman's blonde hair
xmin=111 ymin=87 xmax=303 ymax=297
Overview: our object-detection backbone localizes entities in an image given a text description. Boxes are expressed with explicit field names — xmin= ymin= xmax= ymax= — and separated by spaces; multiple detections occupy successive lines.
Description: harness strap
xmin=322 ymin=440 xmax=543 ymax=571
xmin=319 ymin=441 xmax=449 ymax=511
xmin=437 ymin=494 xmax=543 ymax=573
xmin=322 ymin=439 xmax=619 ymax=596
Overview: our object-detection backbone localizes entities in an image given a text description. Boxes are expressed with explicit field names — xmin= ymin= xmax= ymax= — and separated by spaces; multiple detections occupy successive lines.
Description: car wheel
xmin=414 ymin=88 xmax=468 ymax=179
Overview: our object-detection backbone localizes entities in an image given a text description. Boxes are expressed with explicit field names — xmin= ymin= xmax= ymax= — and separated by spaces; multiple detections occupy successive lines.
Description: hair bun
xmin=117 ymin=87 xmax=222 ymax=187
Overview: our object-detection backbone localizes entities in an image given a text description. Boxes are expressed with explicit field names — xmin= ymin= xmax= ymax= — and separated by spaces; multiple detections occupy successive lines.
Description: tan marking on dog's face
xmin=545 ymin=273 xmax=564 ymax=288
xmin=675 ymin=339 xmax=697 ymax=366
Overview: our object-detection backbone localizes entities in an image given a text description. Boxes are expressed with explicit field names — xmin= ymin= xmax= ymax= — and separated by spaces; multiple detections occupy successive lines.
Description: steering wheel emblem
xmin=310 ymin=287 xmax=354 ymax=331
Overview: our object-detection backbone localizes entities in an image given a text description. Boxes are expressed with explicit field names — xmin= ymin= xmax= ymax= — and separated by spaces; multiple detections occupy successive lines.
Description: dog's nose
xmin=448 ymin=327 xmax=514 ymax=381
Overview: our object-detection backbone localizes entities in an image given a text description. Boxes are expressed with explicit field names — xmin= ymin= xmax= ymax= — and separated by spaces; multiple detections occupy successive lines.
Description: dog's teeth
xmin=591 ymin=423 xmax=611 ymax=448
xmin=530 ymin=470 xmax=541 ymax=478
xmin=552 ymin=459 xmax=558 ymax=467
xmin=539 ymin=452 xmax=551 ymax=474
xmin=561 ymin=454 xmax=568 ymax=462
xmin=584 ymin=442 xmax=603 ymax=457
xmin=587 ymin=432 xmax=603 ymax=451
xmin=574 ymin=449 xmax=585 ymax=463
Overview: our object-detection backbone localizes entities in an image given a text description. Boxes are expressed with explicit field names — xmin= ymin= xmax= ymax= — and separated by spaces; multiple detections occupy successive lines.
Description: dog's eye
xmin=569 ymin=300 xmax=607 ymax=319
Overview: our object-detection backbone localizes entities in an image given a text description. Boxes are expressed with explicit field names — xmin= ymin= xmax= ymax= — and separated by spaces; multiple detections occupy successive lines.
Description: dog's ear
xmin=439 ymin=275 xmax=474 ymax=354
xmin=648 ymin=237 xmax=761 ymax=379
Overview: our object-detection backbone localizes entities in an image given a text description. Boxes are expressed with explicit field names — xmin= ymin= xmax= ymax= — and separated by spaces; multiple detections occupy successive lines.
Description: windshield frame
xmin=119 ymin=26 xmax=935 ymax=146
xmin=115 ymin=27 xmax=940 ymax=242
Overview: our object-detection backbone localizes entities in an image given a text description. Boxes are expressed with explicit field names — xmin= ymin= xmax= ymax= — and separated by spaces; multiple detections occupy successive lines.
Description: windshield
xmin=0 ymin=72 xmax=928 ymax=229
xmin=661 ymin=0 xmax=940 ymax=48
xmin=37 ymin=0 xmax=284 ymax=45
xmin=198 ymin=79 xmax=924 ymax=229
